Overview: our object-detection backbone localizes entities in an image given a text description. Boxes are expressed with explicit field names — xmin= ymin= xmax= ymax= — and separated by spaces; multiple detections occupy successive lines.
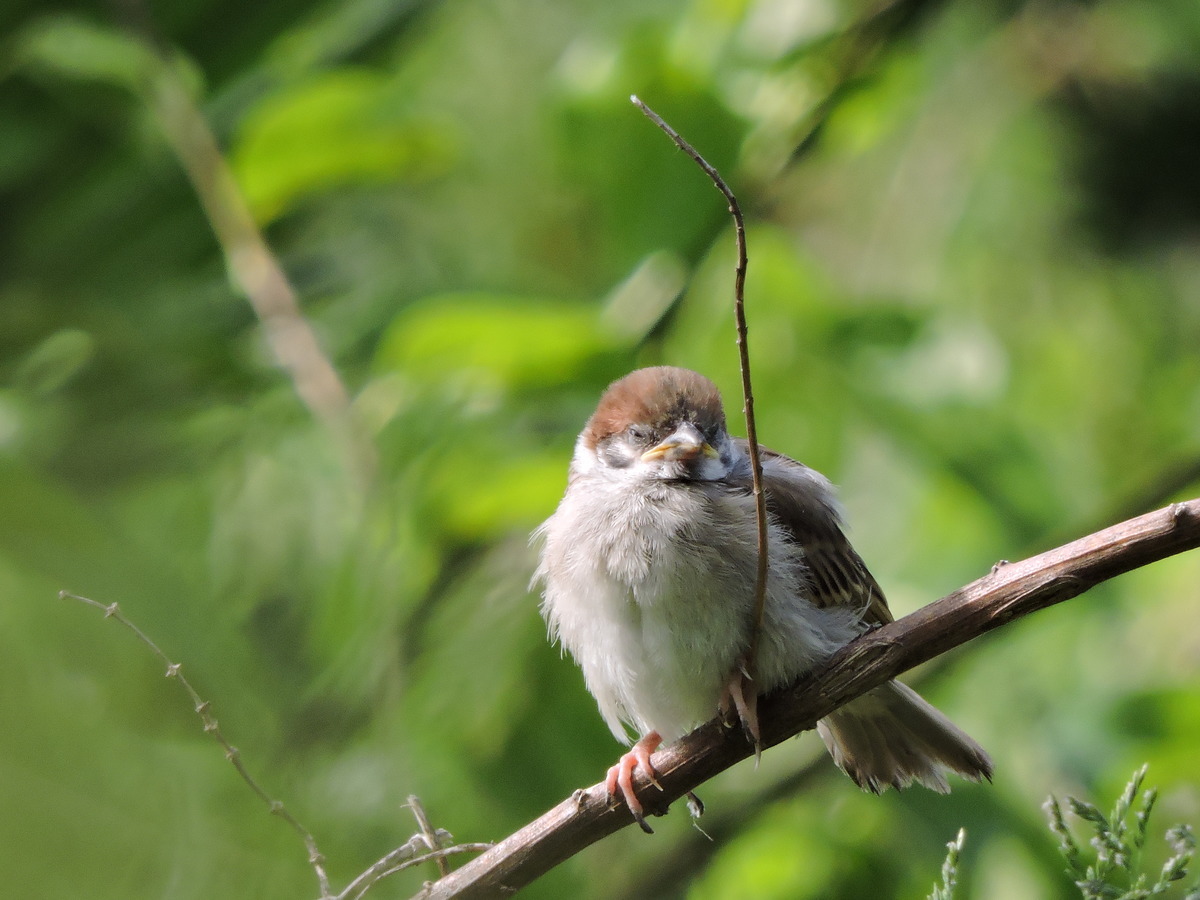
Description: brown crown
xmin=582 ymin=366 xmax=727 ymax=448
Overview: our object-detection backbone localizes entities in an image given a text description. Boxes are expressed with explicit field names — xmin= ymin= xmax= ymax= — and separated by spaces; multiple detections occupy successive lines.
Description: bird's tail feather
xmin=816 ymin=680 xmax=992 ymax=794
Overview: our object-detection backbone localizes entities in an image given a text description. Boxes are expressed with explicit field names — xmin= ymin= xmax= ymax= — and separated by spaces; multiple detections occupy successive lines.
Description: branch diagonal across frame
xmin=415 ymin=499 xmax=1200 ymax=899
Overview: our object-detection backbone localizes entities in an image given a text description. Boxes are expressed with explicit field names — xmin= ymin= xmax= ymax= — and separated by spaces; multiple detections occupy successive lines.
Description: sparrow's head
xmin=575 ymin=366 xmax=739 ymax=482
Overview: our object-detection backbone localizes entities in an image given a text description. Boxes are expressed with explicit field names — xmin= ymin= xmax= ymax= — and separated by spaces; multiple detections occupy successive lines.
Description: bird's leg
xmin=605 ymin=730 xmax=663 ymax=833
xmin=720 ymin=665 xmax=762 ymax=760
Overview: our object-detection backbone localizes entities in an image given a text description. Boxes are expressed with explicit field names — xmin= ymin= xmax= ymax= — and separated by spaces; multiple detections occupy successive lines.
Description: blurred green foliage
xmin=1045 ymin=765 xmax=1200 ymax=899
xmin=2 ymin=0 xmax=1199 ymax=897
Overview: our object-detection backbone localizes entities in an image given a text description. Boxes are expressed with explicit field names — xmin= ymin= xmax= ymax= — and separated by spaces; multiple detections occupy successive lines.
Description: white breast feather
xmin=535 ymin=455 xmax=862 ymax=743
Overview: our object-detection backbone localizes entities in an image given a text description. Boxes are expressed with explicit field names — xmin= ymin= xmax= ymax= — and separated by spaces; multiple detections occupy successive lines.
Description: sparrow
xmin=533 ymin=366 xmax=991 ymax=830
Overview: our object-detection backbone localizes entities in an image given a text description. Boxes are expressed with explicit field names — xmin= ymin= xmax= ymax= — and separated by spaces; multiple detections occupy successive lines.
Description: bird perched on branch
xmin=534 ymin=366 xmax=991 ymax=831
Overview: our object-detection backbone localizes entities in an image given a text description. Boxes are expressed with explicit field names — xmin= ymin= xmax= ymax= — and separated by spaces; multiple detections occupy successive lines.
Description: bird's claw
xmin=720 ymin=665 xmax=762 ymax=761
xmin=605 ymin=731 xmax=663 ymax=834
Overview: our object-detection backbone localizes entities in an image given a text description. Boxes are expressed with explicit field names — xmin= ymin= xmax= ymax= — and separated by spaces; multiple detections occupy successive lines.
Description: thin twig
xmin=408 ymin=795 xmax=452 ymax=878
xmin=338 ymin=839 xmax=494 ymax=900
xmin=63 ymin=591 xmax=493 ymax=899
xmin=630 ymin=95 xmax=771 ymax=698
xmin=59 ymin=591 xmax=334 ymax=900
xmin=415 ymin=499 xmax=1200 ymax=898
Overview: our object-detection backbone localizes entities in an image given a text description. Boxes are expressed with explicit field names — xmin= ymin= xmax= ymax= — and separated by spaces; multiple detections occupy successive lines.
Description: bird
xmin=533 ymin=365 xmax=992 ymax=831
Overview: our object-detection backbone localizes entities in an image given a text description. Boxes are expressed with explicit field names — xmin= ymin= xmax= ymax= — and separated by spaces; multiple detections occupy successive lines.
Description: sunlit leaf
xmin=232 ymin=69 xmax=455 ymax=222
xmin=375 ymin=292 xmax=618 ymax=391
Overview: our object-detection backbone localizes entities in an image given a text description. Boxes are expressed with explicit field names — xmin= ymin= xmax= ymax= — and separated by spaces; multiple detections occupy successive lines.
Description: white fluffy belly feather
xmin=536 ymin=478 xmax=860 ymax=743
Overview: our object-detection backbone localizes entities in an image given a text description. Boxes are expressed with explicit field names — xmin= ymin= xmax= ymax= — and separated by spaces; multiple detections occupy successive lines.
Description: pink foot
xmin=605 ymin=731 xmax=663 ymax=833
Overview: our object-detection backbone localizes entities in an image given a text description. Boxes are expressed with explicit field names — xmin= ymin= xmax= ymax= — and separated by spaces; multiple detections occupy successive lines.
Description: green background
xmin=2 ymin=0 xmax=1199 ymax=897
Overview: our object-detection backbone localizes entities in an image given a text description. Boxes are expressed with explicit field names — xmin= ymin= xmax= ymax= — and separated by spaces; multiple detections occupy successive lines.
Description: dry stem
xmin=630 ymin=96 xmax=770 ymax=705
xmin=138 ymin=42 xmax=376 ymax=484
xmin=62 ymin=592 xmax=493 ymax=900
xmin=414 ymin=499 xmax=1200 ymax=899
xmin=60 ymin=591 xmax=335 ymax=899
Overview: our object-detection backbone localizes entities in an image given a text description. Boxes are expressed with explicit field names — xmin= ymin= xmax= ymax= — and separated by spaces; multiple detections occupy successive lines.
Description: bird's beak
xmin=641 ymin=425 xmax=718 ymax=463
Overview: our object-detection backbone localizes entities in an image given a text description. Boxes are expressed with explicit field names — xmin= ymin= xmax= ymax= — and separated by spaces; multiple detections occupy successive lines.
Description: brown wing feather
xmin=731 ymin=440 xmax=893 ymax=627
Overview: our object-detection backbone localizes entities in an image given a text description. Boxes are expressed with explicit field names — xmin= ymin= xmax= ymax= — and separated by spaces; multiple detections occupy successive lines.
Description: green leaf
xmin=231 ymin=69 xmax=455 ymax=222
xmin=374 ymin=292 xmax=617 ymax=390
xmin=14 ymin=15 xmax=161 ymax=89
xmin=14 ymin=329 xmax=95 ymax=396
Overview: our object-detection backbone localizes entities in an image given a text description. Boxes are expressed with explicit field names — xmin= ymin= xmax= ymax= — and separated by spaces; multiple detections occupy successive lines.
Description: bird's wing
xmin=731 ymin=440 xmax=893 ymax=627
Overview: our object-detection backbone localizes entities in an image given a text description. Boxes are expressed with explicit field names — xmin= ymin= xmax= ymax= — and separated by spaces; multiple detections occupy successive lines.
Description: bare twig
xmin=338 ymin=838 xmax=493 ymax=900
xmin=59 ymin=591 xmax=334 ymax=899
xmin=62 ymin=592 xmax=492 ymax=900
xmin=414 ymin=499 xmax=1200 ymax=899
xmin=630 ymin=96 xmax=771 ymax=701
xmin=408 ymin=795 xmax=452 ymax=878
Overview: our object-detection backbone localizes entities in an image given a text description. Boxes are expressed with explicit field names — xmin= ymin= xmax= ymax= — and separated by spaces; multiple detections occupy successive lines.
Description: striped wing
xmin=731 ymin=440 xmax=893 ymax=627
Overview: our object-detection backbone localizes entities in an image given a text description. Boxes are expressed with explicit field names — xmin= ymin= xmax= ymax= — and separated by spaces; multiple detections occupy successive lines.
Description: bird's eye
xmin=627 ymin=424 xmax=652 ymax=443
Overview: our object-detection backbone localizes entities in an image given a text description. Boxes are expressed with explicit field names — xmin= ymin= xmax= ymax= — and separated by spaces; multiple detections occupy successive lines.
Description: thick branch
xmin=415 ymin=499 xmax=1200 ymax=899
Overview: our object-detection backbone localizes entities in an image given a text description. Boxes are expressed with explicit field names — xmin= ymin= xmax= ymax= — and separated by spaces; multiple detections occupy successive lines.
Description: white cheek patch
xmin=570 ymin=437 xmax=598 ymax=475
xmin=575 ymin=433 xmax=737 ymax=484
xmin=683 ymin=435 xmax=737 ymax=482
xmin=573 ymin=435 xmax=641 ymax=477
xmin=693 ymin=455 xmax=732 ymax=481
